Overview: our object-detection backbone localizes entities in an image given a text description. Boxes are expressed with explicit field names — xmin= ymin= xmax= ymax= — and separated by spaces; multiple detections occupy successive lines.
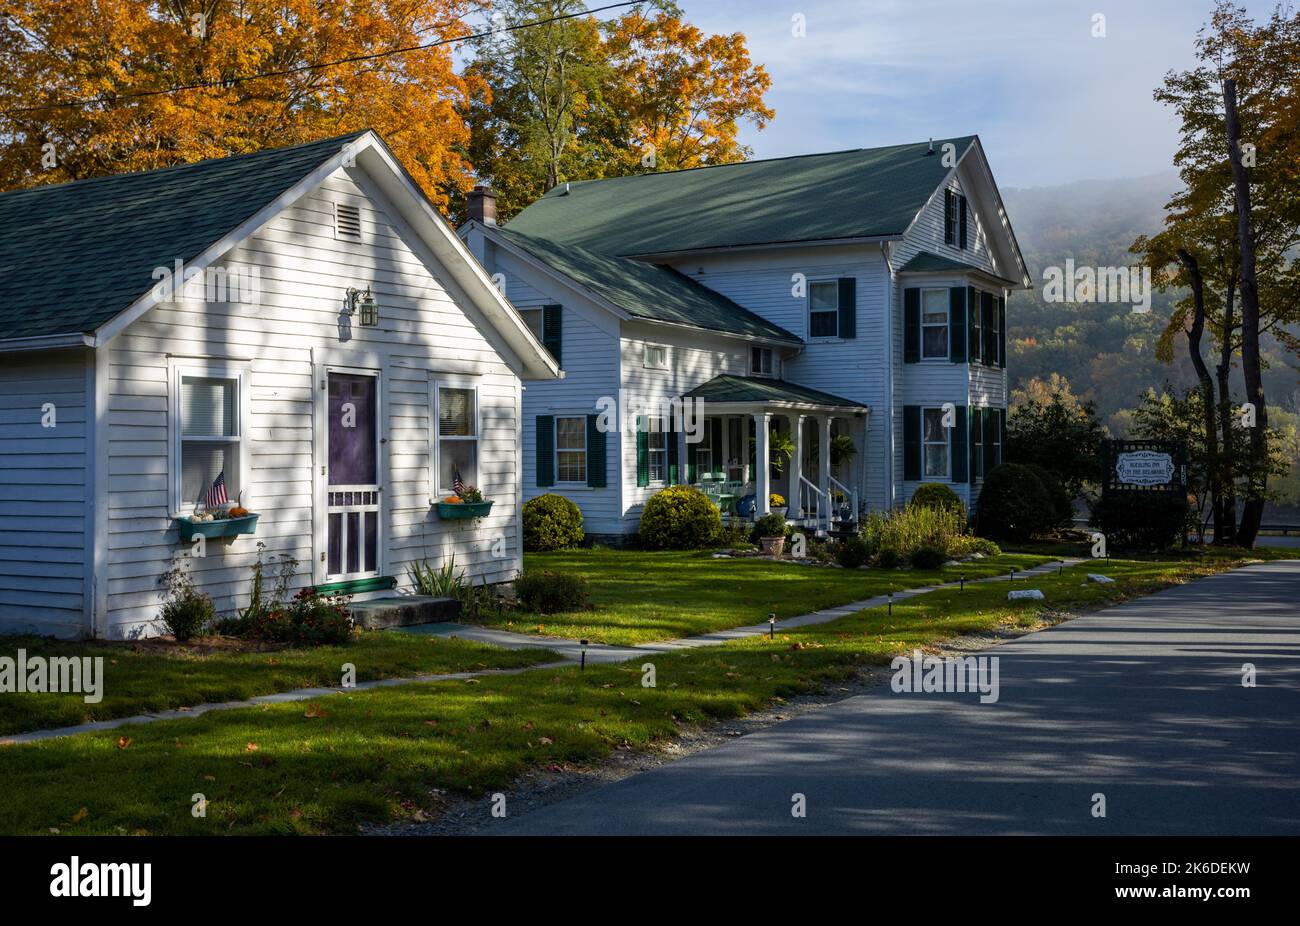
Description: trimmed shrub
xmin=876 ymin=548 xmax=906 ymax=569
xmin=160 ymin=590 xmax=213 ymax=641
xmin=910 ymin=545 xmax=948 ymax=570
xmin=523 ymin=494 xmax=585 ymax=552
xmin=1025 ymin=463 xmax=1074 ymax=529
xmin=948 ymin=534 xmax=1002 ymax=558
xmin=639 ymin=485 xmax=722 ymax=550
xmin=975 ymin=463 xmax=1055 ymax=542
xmin=1089 ymin=492 xmax=1188 ymax=551
xmin=910 ymin=482 xmax=967 ymax=521
xmin=515 ymin=570 xmax=590 ymax=613
xmin=837 ymin=537 xmax=870 ymax=569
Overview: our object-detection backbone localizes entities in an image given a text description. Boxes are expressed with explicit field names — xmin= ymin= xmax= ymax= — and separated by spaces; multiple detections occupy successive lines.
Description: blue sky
xmin=670 ymin=0 xmax=1284 ymax=189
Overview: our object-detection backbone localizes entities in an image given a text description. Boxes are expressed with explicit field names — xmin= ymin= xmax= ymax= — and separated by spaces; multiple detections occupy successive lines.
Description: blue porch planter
xmin=175 ymin=513 xmax=259 ymax=542
xmin=435 ymin=500 xmax=494 ymax=520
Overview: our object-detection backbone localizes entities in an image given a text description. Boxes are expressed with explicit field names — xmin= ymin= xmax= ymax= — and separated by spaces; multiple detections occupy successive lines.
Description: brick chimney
xmin=467 ymin=184 xmax=498 ymax=226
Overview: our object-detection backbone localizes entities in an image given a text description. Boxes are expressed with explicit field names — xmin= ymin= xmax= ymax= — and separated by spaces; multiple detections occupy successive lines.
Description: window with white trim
xmin=437 ymin=385 xmax=478 ymax=494
xmin=750 ymin=346 xmax=774 ymax=376
xmin=921 ymin=288 xmax=949 ymax=359
xmin=644 ymin=343 xmax=669 ymax=370
xmin=923 ymin=407 xmax=950 ymax=478
xmin=176 ymin=368 xmax=243 ymax=513
xmin=808 ymin=281 xmax=839 ymax=338
xmin=556 ymin=416 xmax=587 ymax=483
xmin=647 ymin=416 xmax=668 ymax=484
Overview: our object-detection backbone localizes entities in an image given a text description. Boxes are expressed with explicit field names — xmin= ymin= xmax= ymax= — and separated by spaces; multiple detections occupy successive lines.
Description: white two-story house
xmin=458 ymin=136 xmax=1029 ymax=543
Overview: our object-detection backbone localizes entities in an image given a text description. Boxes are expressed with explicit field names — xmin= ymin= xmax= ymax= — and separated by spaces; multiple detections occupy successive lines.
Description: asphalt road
xmin=494 ymin=561 xmax=1300 ymax=836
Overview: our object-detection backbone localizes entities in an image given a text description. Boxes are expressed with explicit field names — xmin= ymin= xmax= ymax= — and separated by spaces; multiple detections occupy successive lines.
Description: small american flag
xmin=206 ymin=471 xmax=228 ymax=508
xmin=453 ymin=466 xmax=465 ymax=496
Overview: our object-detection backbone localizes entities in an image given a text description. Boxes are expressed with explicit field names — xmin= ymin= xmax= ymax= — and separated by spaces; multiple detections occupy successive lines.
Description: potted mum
xmin=435 ymin=485 xmax=494 ymax=520
xmin=769 ymin=493 xmax=788 ymax=518
xmin=754 ymin=512 xmax=787 ymax=557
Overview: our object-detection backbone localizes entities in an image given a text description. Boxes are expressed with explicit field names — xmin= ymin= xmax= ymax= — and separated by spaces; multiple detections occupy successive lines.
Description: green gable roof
xmin=504 ymin=137 xmax=976 ymax=256
xmin=0 ymin=132 xmax=366 ymax=341
xmin=683 ymin=374 xmax=868 ymax=410
xmin=897 ymin=250 xmax=1020 ymax=286
xmin=492 ymin=227 xmax=799 ymax=342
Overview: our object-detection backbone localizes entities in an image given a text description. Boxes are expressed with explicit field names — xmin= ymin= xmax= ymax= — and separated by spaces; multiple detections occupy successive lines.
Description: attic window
xmin=334 ymin=202 xmax=362 ymax=241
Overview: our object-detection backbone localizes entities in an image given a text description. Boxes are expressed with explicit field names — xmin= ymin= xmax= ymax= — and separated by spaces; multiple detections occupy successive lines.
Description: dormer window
xmin=750 ymin=346 xmax=774 ymax=377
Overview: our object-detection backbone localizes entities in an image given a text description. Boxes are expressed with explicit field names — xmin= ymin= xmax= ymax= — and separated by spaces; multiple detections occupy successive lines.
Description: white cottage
xmin=0 ymin=131 xmax=559 ymax=639
xmin=459 ymin=135 xmax=1030 ymax=543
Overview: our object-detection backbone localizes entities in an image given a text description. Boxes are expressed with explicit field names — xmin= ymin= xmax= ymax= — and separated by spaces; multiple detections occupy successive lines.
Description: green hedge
xmin=522 ymin=494 xmax=585 ymax=552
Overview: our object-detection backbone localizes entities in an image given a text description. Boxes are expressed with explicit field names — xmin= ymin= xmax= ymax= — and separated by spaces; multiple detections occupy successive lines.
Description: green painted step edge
xmin=314 ymin=576 xmax=397 ymax=596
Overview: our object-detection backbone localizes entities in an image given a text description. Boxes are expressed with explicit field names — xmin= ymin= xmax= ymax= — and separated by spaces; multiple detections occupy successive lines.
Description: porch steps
xmin=349 ymin=596 xmax=461 ymax=630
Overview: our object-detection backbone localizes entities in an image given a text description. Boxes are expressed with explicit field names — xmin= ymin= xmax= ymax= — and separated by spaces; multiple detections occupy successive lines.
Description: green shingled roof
xmin=492 ymin=227 xmax=799 ymax=342
xmin=0 ymin=132 xmax=366 ymax=341
xmin=898 ymin=250 xmax=1020 ymax=285
xmin=684 ymin=374 xmax=868 ymax=409
xmin=504 ymin=137 xmax=976 ymax=256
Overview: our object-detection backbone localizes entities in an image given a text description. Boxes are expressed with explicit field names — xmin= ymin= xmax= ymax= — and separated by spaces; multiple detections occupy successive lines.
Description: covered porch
xmin=679 ymin=375 xmax=870 ymax=535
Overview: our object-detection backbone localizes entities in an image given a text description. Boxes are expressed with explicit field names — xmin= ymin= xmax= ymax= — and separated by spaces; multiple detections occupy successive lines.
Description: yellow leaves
xmin=115 ymin=736 xmax=131 ymax=750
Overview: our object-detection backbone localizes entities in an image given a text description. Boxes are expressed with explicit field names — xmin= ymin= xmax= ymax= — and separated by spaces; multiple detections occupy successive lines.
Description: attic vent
xmin=334 ymin=202 xmax=362 ymax=240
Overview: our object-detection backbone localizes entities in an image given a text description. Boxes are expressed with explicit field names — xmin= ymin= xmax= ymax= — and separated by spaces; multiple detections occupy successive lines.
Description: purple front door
xmin=326 ymin=372 xmax=379 ymax=579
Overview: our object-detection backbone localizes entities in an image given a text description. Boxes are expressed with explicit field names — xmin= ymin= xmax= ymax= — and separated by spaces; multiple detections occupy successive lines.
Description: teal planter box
xmin=175 ymin=513 xmax=259 ymax=542
xmin=435 ymin=500 xmax=494 ymax=520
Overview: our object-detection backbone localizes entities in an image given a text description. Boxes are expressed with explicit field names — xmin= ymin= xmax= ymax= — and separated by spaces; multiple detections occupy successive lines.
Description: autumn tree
xmin=0 ymin=0 xmax=485 ymax=208
xmin=1131 ymin=1 xmax=1300 ymax=546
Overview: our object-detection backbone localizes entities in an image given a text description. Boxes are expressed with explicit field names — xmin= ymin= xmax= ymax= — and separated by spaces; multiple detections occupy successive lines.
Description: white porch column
xmin=676 ymin=427 xmax=689 ymax=484
xmin=754 ymin=412 xmax=770 ymax=517
xmin=788 ymin=414 xmax=805 ymax=519
xmin=818 ymin=415 xmax=832 ymax=513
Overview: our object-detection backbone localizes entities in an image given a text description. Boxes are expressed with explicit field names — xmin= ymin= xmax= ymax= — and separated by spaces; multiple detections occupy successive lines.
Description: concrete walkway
xmin=3 ymin=557 xmax=1076 ymax=744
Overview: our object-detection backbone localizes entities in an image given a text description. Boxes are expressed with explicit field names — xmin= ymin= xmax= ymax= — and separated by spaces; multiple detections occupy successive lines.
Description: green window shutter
xmin=951 ymin=405 xmax=968 ymax=483
xmin=999 ymin=408 xmax=1007 ymax=464
xmin=585 ymin=414 xmax=606 ymax=488
xmin=943 ymin=190 xmax=954 ymax=245
xmin=687 ymin=444 xmax=698 ymax=484
xmin=949 ymin=287 xmax=966 ymax=363
xmin=635 ymin=416 xmax=649 ymax=487
xmin=959 ymin=195 xmax=968 ymax=249
xmin=903 ymin=405 xmax=922 ymax=481
xmin=710 ymin=418 xmax=723 ymax=477
xmin=967 ymin=286 xmax=980 ymax=364
xmin=667 ymin=426 xmax=679 ymax=484
xmin=981 ymin=292 xmax=995 ymax=365
xmin=969 ymin=407 xmax=981 ymax=485
xmin=998 ymin=297 xmax=1007 ymax=369
xmin=838 ymin=277 xmax=857 ymax=338
xmin=542 ymin=304 xmax=562 ymax=366
xmin=536 ymin=415 xmax=555 ymax=487
xmin=983 ymin=406 xmax=997 ymax=474
xmin=903 ymin=288 xmax=920 ymax=363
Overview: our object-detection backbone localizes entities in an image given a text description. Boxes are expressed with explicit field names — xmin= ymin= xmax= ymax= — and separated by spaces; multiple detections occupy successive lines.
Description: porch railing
xmin=829 ymin=475 xmax=857 ymax=526
xmin=797 ymin=475 xmax=829 ymax=534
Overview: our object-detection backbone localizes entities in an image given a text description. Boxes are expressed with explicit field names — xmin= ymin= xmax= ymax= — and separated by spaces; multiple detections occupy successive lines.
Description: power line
xmin=1 ymin=1 xmax=644 ymax=117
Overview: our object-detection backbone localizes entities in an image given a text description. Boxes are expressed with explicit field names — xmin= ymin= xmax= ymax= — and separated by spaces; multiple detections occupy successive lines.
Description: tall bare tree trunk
xmin=1223 ymin=79 xmax=1268 ymax=548
xmin=1177 ymin=248 xmax=1222 ymax=541
xmin=1215 ymin=277 xmax=1238 ymax=542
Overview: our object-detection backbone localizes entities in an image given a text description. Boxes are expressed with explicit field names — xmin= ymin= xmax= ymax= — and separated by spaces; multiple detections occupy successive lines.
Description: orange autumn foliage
xmin=0 ymin=0 xmax=486 ymax=208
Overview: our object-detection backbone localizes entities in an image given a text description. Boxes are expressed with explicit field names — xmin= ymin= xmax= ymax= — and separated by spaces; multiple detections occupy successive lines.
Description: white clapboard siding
xmin=467 ymin=233 xmax=625 ymax=536
xmin=0 ymin=349 xmax=89 ymax=636
xmin=97 ymin=166 xmax=526 ymax=638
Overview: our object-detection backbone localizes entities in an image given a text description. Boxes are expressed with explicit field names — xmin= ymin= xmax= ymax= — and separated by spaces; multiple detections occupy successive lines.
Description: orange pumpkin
xmin=229 ymin=506 xmax=249 ymax=518
xmin=443 ymin=495 xmax=462 ymax=504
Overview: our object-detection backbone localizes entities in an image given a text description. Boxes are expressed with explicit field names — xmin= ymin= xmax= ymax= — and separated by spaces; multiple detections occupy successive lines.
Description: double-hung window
xmin=175 ymin=365 xmax=245 ymax=513
xmin=437 ymin=385 xmax=478 ymax=495
xmin=555 ymin=416 xmax=587 ymax=483
xmin=921 ymin=289 xmax=949 ymax=359
xmin=750 ymin=346 xmax=774 ymax=376
xmin=519 ymin=308 xmax=544 ymax=343
xmin=647 ymin=416 xmax=668 ymax=484
xmin=644 ymin=343 xmax=669 ymax=370
xmin=808 ymin=281 xmax=839 ymax=338
xmin=923 ymin=407 xmax=950 ymax=478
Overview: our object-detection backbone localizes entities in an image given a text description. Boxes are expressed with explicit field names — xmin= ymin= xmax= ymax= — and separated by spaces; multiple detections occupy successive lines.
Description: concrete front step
xmin=349 ymin=596 xmax=460 ymax=630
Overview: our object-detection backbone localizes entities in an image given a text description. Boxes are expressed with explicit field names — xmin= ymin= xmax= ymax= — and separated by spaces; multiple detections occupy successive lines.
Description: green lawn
xmin=0 ymin=632 xmax=558 ymax=737
xmin=483 ymin=549 xmax=1055 ymax=644
xmin=0 ymin=550 xmax=1253 ymax=835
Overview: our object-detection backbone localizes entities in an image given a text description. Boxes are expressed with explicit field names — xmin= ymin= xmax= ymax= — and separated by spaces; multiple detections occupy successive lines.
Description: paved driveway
xmin=493 ymin=561 xmax=1300 ymax=835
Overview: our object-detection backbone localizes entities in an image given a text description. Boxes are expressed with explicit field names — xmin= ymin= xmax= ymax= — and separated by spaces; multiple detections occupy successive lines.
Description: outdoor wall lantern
xmin=346 ymin=286 xmax=379 ymax=326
